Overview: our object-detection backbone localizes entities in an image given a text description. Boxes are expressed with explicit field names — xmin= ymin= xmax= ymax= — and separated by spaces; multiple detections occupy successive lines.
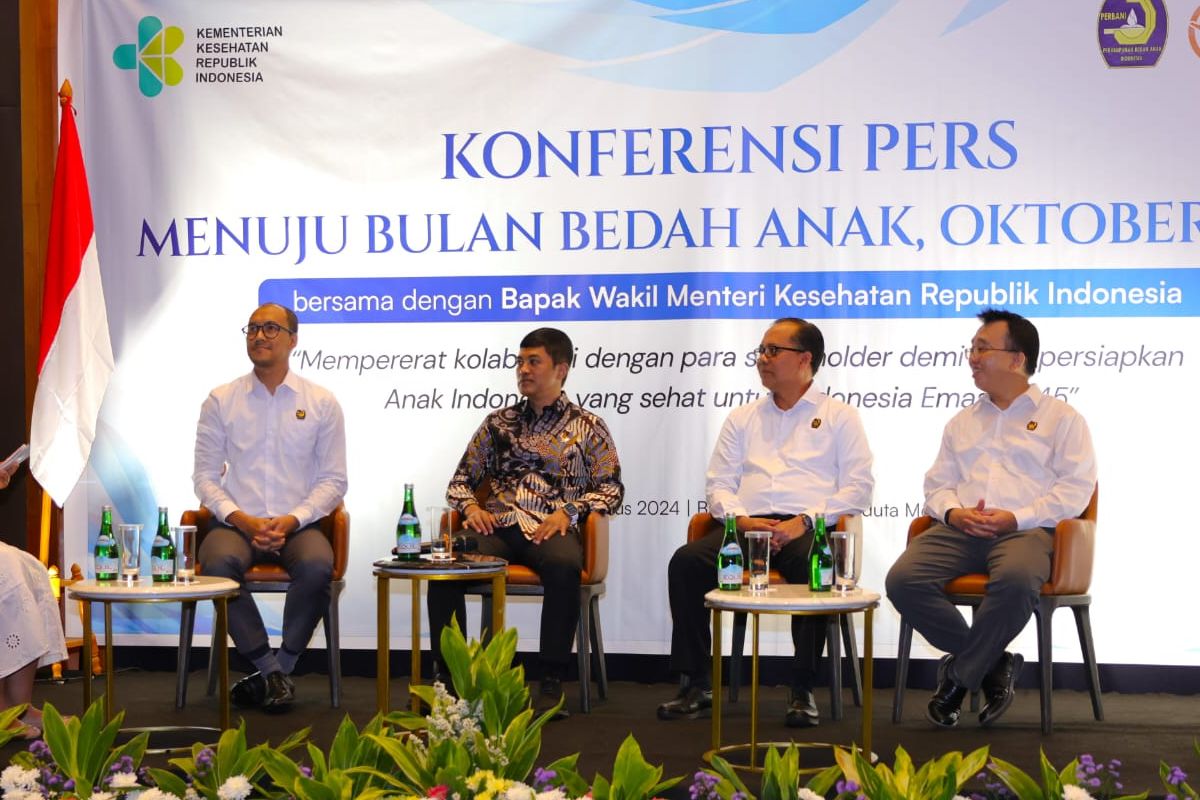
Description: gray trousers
xmin=199 ymin=524 xmax=333 ymax=662
xmin=885 ymin=522 xmax=1052 ymax=690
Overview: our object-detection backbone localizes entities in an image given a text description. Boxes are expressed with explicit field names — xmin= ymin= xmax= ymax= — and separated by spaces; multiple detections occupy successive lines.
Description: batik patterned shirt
xmin=446 ymin=393 xmax=624 ymax=536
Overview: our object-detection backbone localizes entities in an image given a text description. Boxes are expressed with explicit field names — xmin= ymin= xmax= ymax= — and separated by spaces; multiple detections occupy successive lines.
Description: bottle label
xmin=397 ymin=532 xmax=421 ymax=554
xmin=718 ymin=563 xmax=743 ymax=586
xmin=95 ymin=556 xmax=118 ymax=575
xmin=152 ymin=557 xmax=174 ymax=577
xmin=153 ymin=535 xmax=169 ymax=547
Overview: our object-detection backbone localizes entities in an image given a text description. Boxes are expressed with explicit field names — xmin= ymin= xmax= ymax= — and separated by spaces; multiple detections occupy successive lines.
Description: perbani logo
xmin=113 ymin=16 xmax=185 ymax=97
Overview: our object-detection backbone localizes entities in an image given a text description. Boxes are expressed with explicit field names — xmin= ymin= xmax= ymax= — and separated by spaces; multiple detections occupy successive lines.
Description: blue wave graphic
xmin=430 ymin=0 xmax=1010 ymax=91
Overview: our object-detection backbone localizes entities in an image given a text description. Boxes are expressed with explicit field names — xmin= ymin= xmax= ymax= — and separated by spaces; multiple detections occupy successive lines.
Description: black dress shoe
xmin=656 ymin=685 xmax=713 ymax=720
xmin=261 ymin=671 xmax=296 ymax=713
xmin=785 ymin=688 xmax=819 ymax=728
xmin=979 ymin=652 xmax=1023 ymax=727
xmin=230 ymin=672 xmax=267 ymax=708
xmin=534 ymin=676 xmax=569 ymax=721
xmin=926 ymin=673 xmax=968 ymax=728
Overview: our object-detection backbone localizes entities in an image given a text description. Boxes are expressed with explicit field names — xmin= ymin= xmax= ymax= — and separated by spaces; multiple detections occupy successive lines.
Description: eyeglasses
xmin=967 ymin=345 xmax=1018 ymax=356
xmin=242 ymin=322 xmax=295 ymax=339
xmin=754 ymin=344 xmax=807 ymax=358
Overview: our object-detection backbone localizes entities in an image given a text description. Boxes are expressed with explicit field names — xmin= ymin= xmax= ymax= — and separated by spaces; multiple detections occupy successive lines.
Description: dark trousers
xmin=667 ymin=525 xmax=826 ymax=691
xmin=427 ymin=524 xmax=582 ymax=673
xmin=199 ymin=524 xmax=333 ymax=662
xmin=885 ymin=522 xmax=1053 ymax=689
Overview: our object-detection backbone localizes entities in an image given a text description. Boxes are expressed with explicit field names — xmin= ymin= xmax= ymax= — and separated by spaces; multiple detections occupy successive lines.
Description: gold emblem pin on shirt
xmin=1026 ymin=420 xmax=1037 ymax=431
xmin=296 ymin=410 xmax=307 ymax=420
xmin=811 ymin=418 xmax=822 ymax=429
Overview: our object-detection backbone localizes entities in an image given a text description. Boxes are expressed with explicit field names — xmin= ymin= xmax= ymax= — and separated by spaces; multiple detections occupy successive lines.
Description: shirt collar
xmin=247 ymin=369 xmax=298 ymax=396
xmin=768 ymin=385 xmax=825 ymax=415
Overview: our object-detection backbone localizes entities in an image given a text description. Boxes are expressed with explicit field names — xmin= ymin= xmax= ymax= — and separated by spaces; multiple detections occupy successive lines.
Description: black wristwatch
xmin=563 ymin=502 xmax=582 ymax=526
xmin=800 ymin=513 xmax=813 ymax=533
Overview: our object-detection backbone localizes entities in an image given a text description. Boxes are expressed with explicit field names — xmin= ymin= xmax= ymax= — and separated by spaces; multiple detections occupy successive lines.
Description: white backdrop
xmin=58 ymin=0 xmax=1200 ymax=668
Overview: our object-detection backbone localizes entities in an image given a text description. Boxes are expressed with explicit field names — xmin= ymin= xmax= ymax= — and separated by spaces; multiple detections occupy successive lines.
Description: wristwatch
xmin=563 ymin=502 xmax=582 ymax=526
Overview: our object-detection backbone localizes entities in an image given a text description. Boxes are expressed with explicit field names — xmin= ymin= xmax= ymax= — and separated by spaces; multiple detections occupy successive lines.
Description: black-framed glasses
xmin=754 ymin=344 xmax=807 ymax=358
xmin=242 ymin=322 xmax=295 ymax=339
xmin=967 ymin=344 xmax=1018 ymax=356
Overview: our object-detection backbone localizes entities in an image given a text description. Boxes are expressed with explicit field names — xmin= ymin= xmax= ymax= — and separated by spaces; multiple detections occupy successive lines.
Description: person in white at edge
xmin=194 ymin=303 xmax=347 ymax=712
xmin=886 ymin=308 xmax=1096 ymax=728
xmin=657 ymin=317 xmax=874 ymax=728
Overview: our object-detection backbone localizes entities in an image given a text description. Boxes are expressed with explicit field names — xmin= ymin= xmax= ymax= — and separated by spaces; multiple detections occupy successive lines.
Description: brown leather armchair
xmin=891 ymin=486 xmax=1101 ymax=733
xmin=452 ymin=489 xmax=610 ymax=713
xmin=175 ymin=502 xmax=349 ymax=708
xmin=685 ymin=512 xmax=863 ymax=719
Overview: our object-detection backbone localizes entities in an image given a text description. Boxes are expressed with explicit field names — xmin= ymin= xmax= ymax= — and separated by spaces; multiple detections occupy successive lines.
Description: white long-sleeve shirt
xmin=193 ymin=370 xmax=348 ymax=529
xmin=705 ymin=388 xmax=874 ymax=523
xmin=923 ymin=385 xmax=1096 ymax=530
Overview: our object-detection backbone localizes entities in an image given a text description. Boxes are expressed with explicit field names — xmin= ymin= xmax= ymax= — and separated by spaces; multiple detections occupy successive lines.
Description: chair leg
xmin=729 ymin=612 xmax=747 ymax=702
xmin=206 ymin=601 xmax=220 ymax=697
xmin=176 ymin=601 xmax=196 ymax=708
xmin=589 ymin=593 xmax=608 ymax=700
xmin=326 ymin=581 xmax=343 ymax=709
xmin=966 ymin=606 xmax=980 ymax=713
xmin=827 ymin=616 xmax=844 ymax=721
xmin=1072 ymin=604 xmax=1104 ymax=721
xmin=892 ymin=618 xmax=913 ymax=723
xmin=1036 ymin=598 xmax=1054 ymax=735
xmin=576 ymin=589 xmax=592 ymax=714
xmin=480 ymin=593 xmax=494 ymax=643
xmin=840 ymin=615 xmax=863 ymax=708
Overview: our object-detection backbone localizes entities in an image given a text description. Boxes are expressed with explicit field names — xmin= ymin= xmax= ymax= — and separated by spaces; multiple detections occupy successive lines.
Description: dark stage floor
xmin=5 ymin=669 xmax=1198 ymax=797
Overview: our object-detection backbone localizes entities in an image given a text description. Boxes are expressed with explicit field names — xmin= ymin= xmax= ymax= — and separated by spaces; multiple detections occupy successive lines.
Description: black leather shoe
xmin=230 ymin=672 xmax=267 ymax=708
xmin=926 ymin=670 xmax=968 ymax=728
xmin=785 ymin=688 xmax=819 ymax=728
xmin=261 ymin=671 xmax=296 ymax=713
xmin=534 ymin=676 xmax=569 ymax=721
xmin=979 ymin=652 xmax=1023 ymax=727
xmin=656 ymin=685 xmax=713 ymax=720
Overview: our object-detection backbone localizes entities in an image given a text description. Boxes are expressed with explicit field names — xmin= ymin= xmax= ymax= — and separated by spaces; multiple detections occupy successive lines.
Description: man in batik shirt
xmin=427 ymin=327 xmax=623 ymax=719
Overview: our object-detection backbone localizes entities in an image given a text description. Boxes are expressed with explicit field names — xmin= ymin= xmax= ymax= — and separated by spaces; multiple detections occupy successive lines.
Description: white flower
xmin=137 ymin=790 xmax=184 ymax=800
xmin=798 ymin=789 xmax=824 ymax=800
xmin=4 ymin=790 xmax=45 ymax=800
xmin=0 ymin=766 xmax=40 ymax=793
xmin=503 ymin=783 xmax=535 ymax=800
xmin=1063 ymin=787 xmax=1095 ymax=800
xmin=185 ymin=788 xmax=202 ymax=800
xmin=217 ymin=774 xmax=253 ymax=800
xmin=536 ymin=789 xmax=567 ymax=800
xmin=90 ymin=792 xmax=117 ymax=800
xmin=109 ymin=772 xmax=141 ymax=789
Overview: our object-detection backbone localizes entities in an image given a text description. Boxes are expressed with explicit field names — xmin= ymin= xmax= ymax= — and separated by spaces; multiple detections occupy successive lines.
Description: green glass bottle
xmin=94 ymin=505 xmax=118 ymax=581
xmin=150 ymin=506 xmax=176 ymax=583
xmin=808 ymin=513 xmax=833 ymax=592
xmin=716 ymin=514 xmax=743 ymax=591
xmin=396 ymin=483 xmax=422 ymax=561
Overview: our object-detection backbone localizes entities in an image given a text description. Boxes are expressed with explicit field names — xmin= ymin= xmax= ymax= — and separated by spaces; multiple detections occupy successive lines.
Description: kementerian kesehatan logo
xmin=113 ymin=16 xmax=185 ymax=97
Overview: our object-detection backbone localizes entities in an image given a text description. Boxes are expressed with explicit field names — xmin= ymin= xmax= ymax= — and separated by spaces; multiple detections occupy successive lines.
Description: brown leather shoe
xmin=656 ymin=685 xmax=712 ymax=720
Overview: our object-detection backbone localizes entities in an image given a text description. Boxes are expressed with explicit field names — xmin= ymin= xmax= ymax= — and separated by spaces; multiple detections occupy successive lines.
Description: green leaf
xmin=145 ymin=767 xmax=189 ymax=798
xmin=989 ymin=755 xmax=1046 ymax=800
xmin=805 ymin=763 xmax=843 ymax=798
xmin=1038 ymin=749 xmax=1063 ymax=797
xmin=0 ymin=704 xmax=28 ymax=747
xmin=957 ymin=747 xmax=990 ymax=791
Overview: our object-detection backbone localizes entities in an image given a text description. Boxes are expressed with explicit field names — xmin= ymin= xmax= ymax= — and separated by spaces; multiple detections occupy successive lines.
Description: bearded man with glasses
xmin=193 ymin=303 xmax=348 ymax=712
xmin=656 ymin=317 xmax=874 ymax=728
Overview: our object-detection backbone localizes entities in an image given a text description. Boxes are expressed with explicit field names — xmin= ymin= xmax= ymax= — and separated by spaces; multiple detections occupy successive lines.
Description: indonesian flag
xmin=30 ymin=82 xmax=114 ymax=506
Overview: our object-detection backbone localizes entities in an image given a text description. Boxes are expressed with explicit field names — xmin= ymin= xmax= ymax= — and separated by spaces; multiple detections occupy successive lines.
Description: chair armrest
xmin=907 ymin=515 xmax=935 ymax=543
xmin=181 ymin=507 xmax=216 ymax=532
xmin=1048 ymin=517 xmax=1095 ymax=595
xmin=584 ymin=512 xmax=609 ymax=584
xmin=321 ymin=502 xmax=350 ymax=580
xmin=687 ymin=513 xmax=719 ymax=543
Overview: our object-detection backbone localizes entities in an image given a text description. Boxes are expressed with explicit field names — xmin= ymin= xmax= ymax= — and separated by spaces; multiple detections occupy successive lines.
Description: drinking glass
xmin=174 ymin=525 xmax=198 ymax=582
xmin=830 ymin=528 xmax=860 ymax=593
xmin=746 ymin=530 xmax=771 ymax=593
xmin=427 ymin=506 xmax=454 ymax=562
xmin=116 ymin=523 xmax=143 ymax=584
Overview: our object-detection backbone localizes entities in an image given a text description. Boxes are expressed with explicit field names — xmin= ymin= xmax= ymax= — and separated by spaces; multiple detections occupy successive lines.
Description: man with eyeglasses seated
xmin=193 ymin=303 xmax=347 ymax=712
xmin=657 ymin=317 xmax=874 ymax=728
xmin=886 ymin=308 xmax=1096 ymax=728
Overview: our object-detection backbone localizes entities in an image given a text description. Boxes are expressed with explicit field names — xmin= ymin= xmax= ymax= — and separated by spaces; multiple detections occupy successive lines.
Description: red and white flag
xmin=30 ymin=82 xmax=114 ymax=506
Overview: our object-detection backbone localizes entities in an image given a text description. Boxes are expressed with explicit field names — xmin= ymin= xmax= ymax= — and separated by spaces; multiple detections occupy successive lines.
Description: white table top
xmin=67 ymin=575 xmax=240 ymax=601
xmin=705 ymin=583 xmax=880 ymax=612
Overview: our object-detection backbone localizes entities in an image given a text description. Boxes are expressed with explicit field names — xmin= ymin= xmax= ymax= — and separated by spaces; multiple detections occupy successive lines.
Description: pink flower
xmin=428 ymin=784 xmax=450 ymax=800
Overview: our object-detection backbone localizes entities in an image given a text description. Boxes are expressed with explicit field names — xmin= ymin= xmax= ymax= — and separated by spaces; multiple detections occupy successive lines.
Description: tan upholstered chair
xmin=451 ymin=489 xmax=610 ymax=713
xmin=175 ymin=503 xmax=349 ymax=708
xmin=685 ymin=512 xmax=863 ymax=719
xmin=891 ymin=486 xmax=1102 ymax=734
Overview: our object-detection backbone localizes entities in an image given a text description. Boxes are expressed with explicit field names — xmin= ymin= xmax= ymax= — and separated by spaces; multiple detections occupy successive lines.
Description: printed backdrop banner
xmin=59 ymin=0 xmax=1199 ymax=666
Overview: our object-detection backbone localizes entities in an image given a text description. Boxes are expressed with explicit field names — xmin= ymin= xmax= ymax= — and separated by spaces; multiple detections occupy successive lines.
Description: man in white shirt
xmin=194 ymin=303 xmax=348 ymax=712
xmin=657 ymin=318 xmax=874 ymax=727
xmin=886 ymin=308 xmax=1096 ymax=728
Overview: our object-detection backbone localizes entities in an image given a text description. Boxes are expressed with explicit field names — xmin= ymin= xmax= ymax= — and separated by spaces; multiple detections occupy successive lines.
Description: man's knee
xmin=986 ymin=564 xmax=1045 ymax=599
xmin=201 ymin=550 xmax=246 ymax=580
xmin=538 ymin=558 xmax=581 ymax=592
xmin=289 ymin=555 xmax=333 ymax=591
